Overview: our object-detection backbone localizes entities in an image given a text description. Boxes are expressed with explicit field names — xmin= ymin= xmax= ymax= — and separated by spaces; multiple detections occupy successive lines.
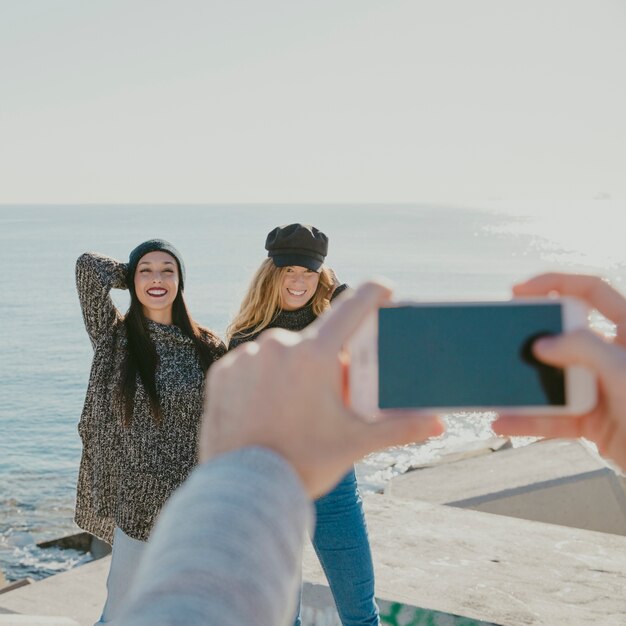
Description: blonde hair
xmin=227 ymin=259 xmax=333 ymax=342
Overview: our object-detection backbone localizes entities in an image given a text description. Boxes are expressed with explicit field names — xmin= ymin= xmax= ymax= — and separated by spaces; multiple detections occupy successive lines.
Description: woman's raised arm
xmin=75 ymin=252 xmax=128 ymax=348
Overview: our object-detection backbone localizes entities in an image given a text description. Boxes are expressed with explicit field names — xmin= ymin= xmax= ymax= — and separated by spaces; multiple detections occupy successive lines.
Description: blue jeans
xmin=95 ymin=527 xmax=147 ymax=625
xmin=294 ymin=468 xmax=379 ymax=626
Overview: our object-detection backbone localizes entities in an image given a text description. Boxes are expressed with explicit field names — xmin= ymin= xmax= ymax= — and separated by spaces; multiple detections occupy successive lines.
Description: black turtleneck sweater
xmin=228 ymin=284 xmax=349 ymax=349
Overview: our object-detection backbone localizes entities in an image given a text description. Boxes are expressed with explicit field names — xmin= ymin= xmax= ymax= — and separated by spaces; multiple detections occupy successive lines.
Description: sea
xmin=0 ymin=203 xmax=624 ymax=582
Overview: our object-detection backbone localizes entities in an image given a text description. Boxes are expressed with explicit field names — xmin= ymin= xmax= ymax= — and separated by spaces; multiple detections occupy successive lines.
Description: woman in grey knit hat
xmin=228 ymin=224 xmax=380 ymax=626
xmin=74 ymin=239 xmax=225 ymax=624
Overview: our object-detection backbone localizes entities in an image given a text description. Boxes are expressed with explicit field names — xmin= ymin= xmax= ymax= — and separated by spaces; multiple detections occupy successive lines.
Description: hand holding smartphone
xmin=348 ymin=297 xmax=597 ymax=416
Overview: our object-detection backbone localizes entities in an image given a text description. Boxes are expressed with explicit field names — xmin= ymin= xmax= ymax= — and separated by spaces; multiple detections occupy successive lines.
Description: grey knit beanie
xmin=127 ymin=239 xmax=186 ymax=290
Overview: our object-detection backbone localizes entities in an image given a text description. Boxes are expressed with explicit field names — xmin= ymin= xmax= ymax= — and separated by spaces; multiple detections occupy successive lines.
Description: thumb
xmin=351 ymin=413 xmax=444 ymax=460
xmin=533 ymin=329 xmax=623 ymax=378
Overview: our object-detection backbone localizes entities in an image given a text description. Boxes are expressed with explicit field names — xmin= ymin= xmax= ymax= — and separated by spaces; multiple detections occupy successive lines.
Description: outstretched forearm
xmin=120 ymin=447 xmax=313 ymax=626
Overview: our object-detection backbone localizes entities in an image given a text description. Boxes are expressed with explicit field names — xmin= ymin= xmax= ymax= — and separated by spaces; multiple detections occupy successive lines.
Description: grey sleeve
xmin=75 ymin=252 xmax=127 ymax=348
xmin=119 ymin=447 xmax=314 ymax=626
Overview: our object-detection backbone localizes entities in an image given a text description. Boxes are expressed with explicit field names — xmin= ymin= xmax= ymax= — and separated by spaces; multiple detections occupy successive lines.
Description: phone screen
xmin=378 ymin=303 xmax=565 ymax=409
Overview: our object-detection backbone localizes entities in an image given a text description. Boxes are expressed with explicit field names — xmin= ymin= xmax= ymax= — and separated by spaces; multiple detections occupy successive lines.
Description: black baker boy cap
xmin=127 ymin=239 xmax=186 ymax=290
xmin=265 ymin=223 xmax=329 ymax=272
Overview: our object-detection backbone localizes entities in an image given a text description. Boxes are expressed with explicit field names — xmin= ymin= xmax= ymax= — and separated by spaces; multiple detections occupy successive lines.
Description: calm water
xmin=0 ymin=204 xmax=623 ymax=581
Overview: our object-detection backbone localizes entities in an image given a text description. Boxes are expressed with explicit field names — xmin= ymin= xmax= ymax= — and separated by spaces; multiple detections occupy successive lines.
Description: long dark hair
xmin=120 ymin=284 xmax=218 ymax=427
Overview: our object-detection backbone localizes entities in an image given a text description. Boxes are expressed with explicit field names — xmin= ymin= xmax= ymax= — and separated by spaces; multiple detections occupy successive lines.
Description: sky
xmin=0 ymin=0 xmax=625 ymax=211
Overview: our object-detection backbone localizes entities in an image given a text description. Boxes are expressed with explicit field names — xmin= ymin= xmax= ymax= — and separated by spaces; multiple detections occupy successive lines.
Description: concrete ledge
xmin=0 ymin=558 xmax=108 ymax=626
xmin=408 ymin=436 xmax=512 ymax=470
xmin=0 ymin=618 xmax=78 ymax=625
xmin=2 ymin=497 xmax=624 ymax=626
xmin=37 ymin=533 xmax=111 ymax=561
xmin=3 ymin=454 xmax=625 ymax=626
xmin=386 ymin=439 xmax=626 ymax=535
xmin=302 ymin=494 xmax=626 ymax=625
xmin=302 ymin=582 xmax=495 ymax=625
xmin=0 ymin=581 xmax=33 ymax=597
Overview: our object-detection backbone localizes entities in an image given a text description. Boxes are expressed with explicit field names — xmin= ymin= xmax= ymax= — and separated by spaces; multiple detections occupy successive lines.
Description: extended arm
xmin=119 ymin=447 xmax=312 ymax=626
xmin=75 ymin=252 xmax=128 ymax=348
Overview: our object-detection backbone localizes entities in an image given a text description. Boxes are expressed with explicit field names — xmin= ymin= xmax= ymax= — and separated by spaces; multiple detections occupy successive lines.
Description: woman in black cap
xmin=75 ymin=240 xmax=225 ymax=624
xmin=228 ymin=224 xmax=380 ymax=626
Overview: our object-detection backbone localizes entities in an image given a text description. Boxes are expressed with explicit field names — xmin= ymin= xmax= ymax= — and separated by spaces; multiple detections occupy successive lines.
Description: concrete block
xmin=386 ymin=439 xmax=626 ymax=535
xmin=302 ymin=582 xmax=495 ymax=625
xmin=4 ymin=473 xmax=625 ymax=626
xmin=0 ymin=558 xmax=108 ymax=626
xmin=36 ymin=533 xmax=110 ymax=561
xmin=0 ymin=581 xmax=33 ymax=597
xmin=0 ymin=617 xmax=78 ymax=625
xmin=408 ymin=436 xmax=512 ymax=470
xmin=302 ymin=494 xmax=626 ymax=625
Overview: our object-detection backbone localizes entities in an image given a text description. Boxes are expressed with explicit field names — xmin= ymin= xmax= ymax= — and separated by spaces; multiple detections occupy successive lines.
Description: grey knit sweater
xmin=74 ymin=252 xmax=225 ymax=544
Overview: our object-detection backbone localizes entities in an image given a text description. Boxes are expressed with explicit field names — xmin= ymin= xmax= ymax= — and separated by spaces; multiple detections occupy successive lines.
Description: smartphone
xmin=348 ymin=297 xmax=597 ymax=416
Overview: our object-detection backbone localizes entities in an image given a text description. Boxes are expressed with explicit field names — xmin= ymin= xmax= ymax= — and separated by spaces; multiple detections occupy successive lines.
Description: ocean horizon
xmin=0 ymin=203 xmax=623 ymax=582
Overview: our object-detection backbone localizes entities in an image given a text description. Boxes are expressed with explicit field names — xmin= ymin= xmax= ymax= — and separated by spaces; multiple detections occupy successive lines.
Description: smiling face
xmin=133 ymin=251 xmax=180 ymax=324
xmin=280 ymin=265 xmax=321 ymax=311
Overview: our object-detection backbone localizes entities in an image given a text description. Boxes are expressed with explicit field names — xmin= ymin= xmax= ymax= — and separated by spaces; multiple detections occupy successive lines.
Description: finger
xmin=309 ymin=280 xmax=393 ymax=353
xmin=492 ymin=415 xmax=584 ymax=439
xmin=513 ymin=272 xmax=602 ymax=298
xmin=350 ymin=413 xmax=444 ymax=459
xmin=221 ymin=339 xmax=260 ymax=359
xmin=206 ymin=341 xmax=259 ymax=384
xmin=255 ymin=327 xmax=301 ymax=349
xmin=532 ymin=329 xmax=625 ymax=378
xmin=513 ymin=274 xmax=626 ymax=343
